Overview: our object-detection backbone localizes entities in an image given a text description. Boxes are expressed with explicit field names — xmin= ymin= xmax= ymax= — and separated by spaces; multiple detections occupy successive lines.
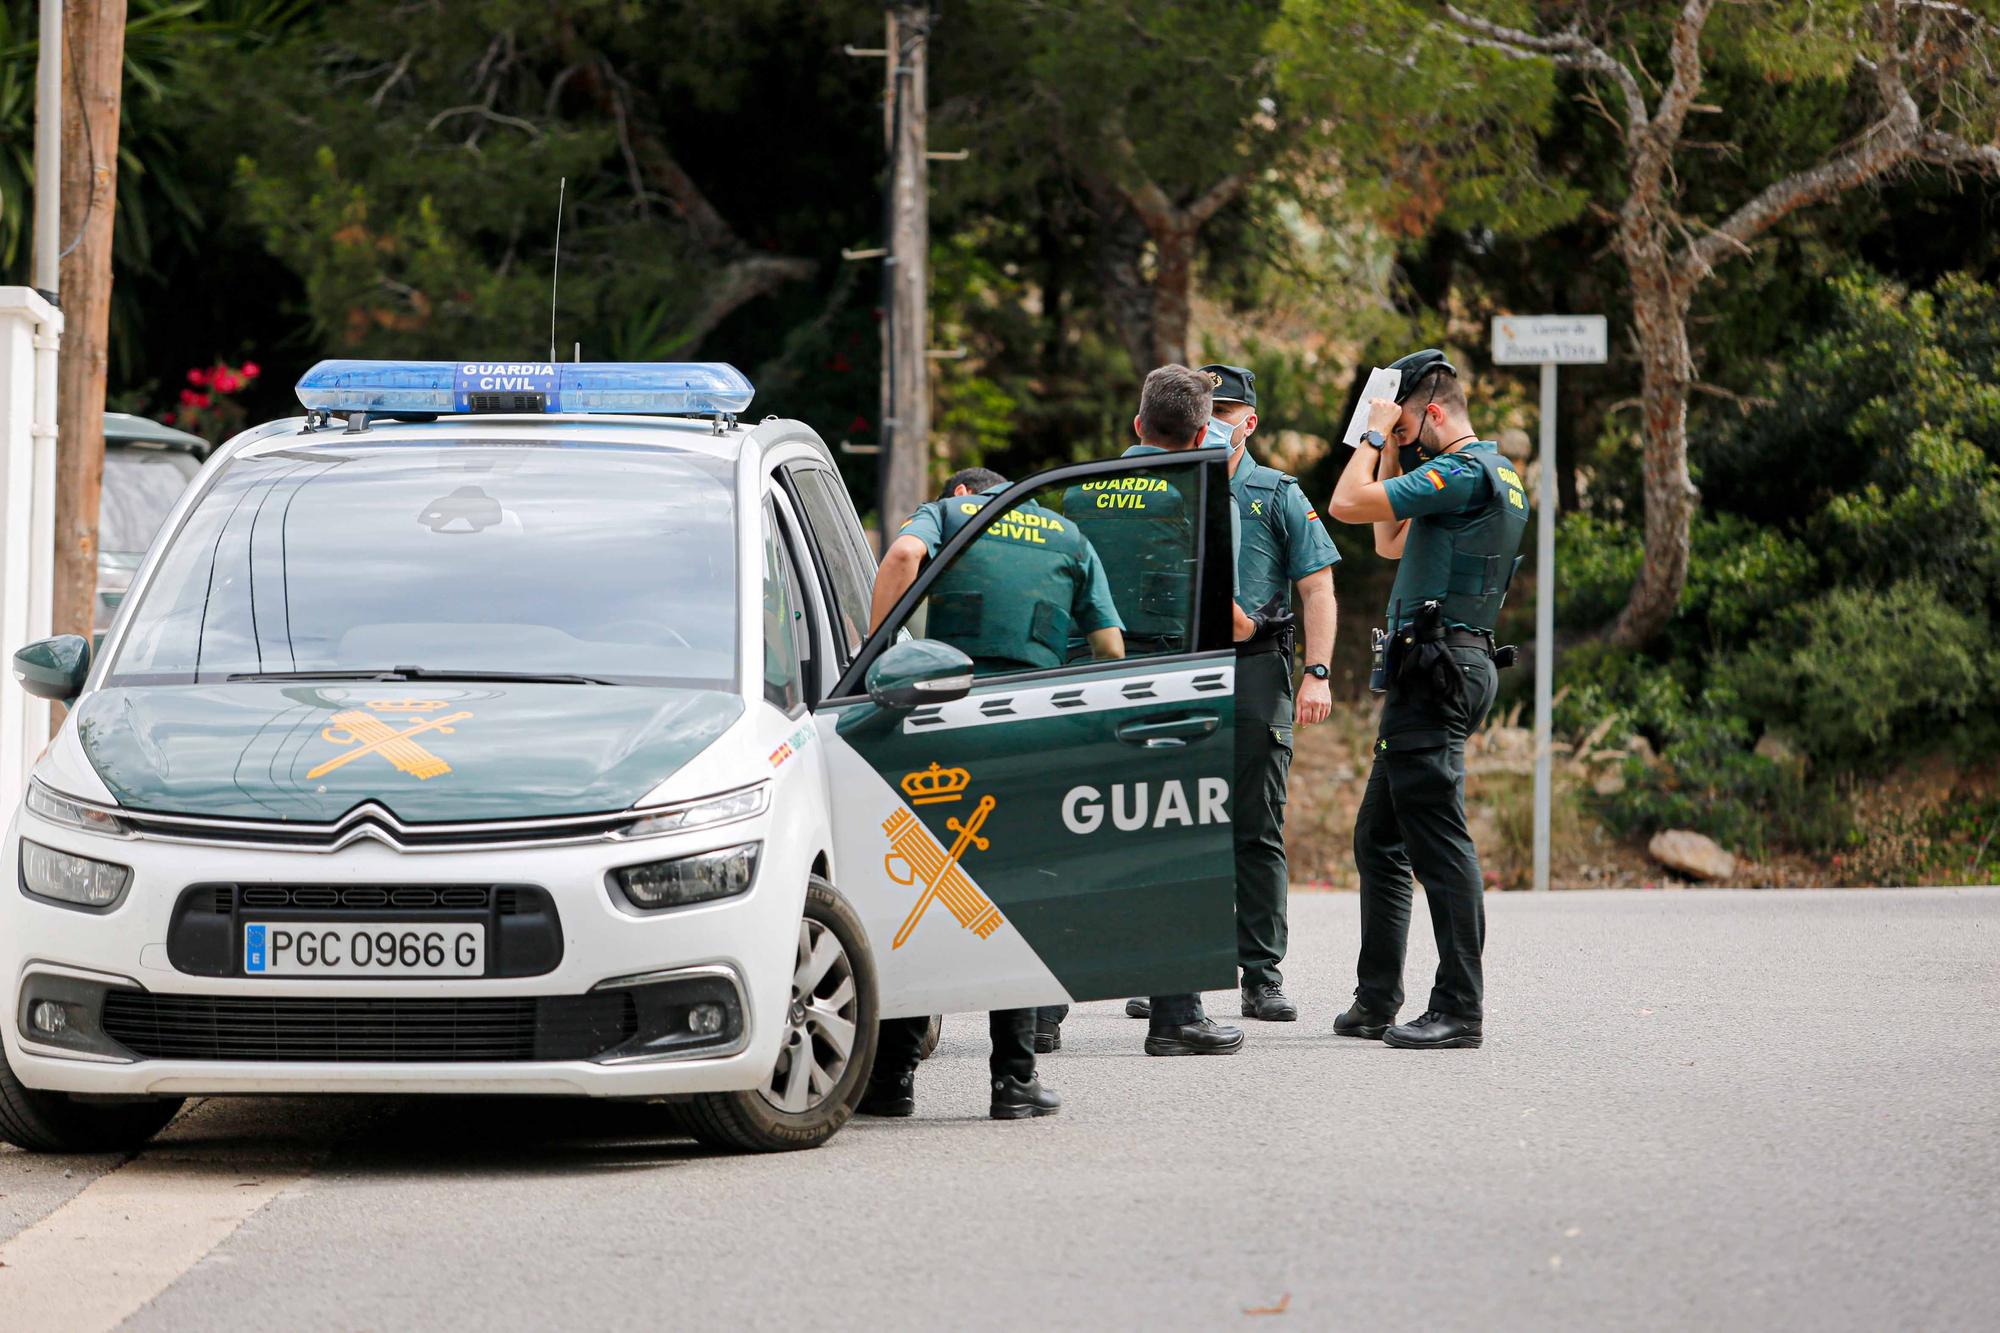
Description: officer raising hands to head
xmin=1326 ymin=350 xmax=1528 ymax=1051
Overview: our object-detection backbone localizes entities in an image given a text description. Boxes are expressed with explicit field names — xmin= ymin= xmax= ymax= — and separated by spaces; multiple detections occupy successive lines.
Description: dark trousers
xmin=1353 ymin=646 xmax=1498 ymax=1020
xmin=1234 ymin=650 xmax=1295 ymax=988
xmin=1148 ymin=992 xmax=1204 ymax=1027
xmin=877 ymin=1009 xmax=1034 ymax=1084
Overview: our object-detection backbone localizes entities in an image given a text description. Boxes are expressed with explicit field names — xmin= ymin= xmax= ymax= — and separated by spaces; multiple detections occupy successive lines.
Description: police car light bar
xmin=294 ymin=360 xmax=756 ymax=417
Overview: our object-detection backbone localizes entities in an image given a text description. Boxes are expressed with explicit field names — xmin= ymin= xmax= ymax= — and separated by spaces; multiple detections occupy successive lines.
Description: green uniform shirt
xmin=900 ymin=485 xmax=1121 ymax=672
xmin=1230 ymin=450 xmax=1339 ymax=612
xmin=1381 ymin=440 xmax=1528 ymax=630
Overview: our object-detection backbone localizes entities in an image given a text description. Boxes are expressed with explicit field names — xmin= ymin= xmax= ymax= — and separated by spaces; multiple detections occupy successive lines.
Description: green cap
xmin=1386 ymin=349 xmax=1457 ymax=402
xmin=1197 ymin=364 xmax=1256 ymax=409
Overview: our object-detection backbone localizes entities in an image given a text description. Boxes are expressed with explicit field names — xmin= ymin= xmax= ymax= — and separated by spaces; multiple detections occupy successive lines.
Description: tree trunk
xmin=1090 ymin=192 xmax=1155 ymax=379
xmin=1147 ymin=223 xmax=1196 ymax=368
xmin=1607 ymin=257 xmax=1697 ymax=650
xmin=53 ymin=0 xmax=127 ymax=646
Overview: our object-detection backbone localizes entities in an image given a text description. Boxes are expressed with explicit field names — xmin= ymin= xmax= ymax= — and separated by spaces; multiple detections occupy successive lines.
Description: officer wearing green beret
xmin=1116 ymin=362 xmax=1340 ymax=1029
xmin=860 ymin=467 xmax=1128 ymax=1120
xmin=1326 ymin=350 xmax=1529 ymax=1050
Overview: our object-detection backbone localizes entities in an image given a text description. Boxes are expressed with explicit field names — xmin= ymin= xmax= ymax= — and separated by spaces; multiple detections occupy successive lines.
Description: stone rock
xmin=1753 ymin=733 xmax=1801 ymax=766
xmin=1647 ymin=829 xmax=1736 ymax=882
xmin=1593 ymin=768 xmax=1626 ymax=797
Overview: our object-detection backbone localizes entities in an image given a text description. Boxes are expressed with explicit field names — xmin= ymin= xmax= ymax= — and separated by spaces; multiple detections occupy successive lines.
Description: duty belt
xmin=1446 ymin=627 xmax=1495 ymax=656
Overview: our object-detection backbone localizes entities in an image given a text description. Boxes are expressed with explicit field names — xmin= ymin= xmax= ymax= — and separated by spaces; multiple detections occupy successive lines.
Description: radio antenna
xmin=548 ymin=176 xmax=566 ymax=363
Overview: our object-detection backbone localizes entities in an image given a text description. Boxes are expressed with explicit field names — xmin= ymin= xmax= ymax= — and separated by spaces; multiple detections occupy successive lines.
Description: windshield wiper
xmin=225 ymin=667 xmax=614 ymax=685
xmin=386 ymin=667 xmax=614 ymax=686
xmin=226 ymin=670 xmax=409 ymax=683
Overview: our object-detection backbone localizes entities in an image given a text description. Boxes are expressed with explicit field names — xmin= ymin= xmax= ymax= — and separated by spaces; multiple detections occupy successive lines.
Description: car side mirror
xmin=865 ymin=639 xmax=974 ymax=711
xmin=12 ymin=635 xmax=91 ymax=704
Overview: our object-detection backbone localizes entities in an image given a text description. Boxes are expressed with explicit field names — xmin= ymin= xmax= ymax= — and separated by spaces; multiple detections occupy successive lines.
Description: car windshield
xmin=108 ymin=438 xmax=737 ymax=689
xmin=99 ymin=444 xmax=203 ymax=554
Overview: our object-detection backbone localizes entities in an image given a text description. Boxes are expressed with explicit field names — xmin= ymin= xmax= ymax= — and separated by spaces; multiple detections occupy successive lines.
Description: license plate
xmin=242 ymin=922 xmax=486 ymax=977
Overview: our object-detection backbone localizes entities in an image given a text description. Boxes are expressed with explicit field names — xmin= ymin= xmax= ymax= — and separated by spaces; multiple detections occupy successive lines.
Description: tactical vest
xmin=1233 ymin=462 xmax=1294 ymax=610
xmin=927 ymin=493 xmax=1090 ymax=669
xmin=1387 ymin=446 xmax=1529 ymax=632
xmin=1060 ymin=473 xmax=1192 ymax=642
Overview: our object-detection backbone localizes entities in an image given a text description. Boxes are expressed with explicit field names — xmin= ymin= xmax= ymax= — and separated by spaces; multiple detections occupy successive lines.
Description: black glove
xmin=1243 ymin=594 xmax=1296 ymax=646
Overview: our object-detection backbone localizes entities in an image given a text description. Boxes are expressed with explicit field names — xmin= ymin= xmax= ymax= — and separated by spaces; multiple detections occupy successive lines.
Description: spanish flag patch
xmin=1304 ymin=508 xmax=1320 ymax=522
xmin=1426 ymin=470 xmax=1446 ymax=491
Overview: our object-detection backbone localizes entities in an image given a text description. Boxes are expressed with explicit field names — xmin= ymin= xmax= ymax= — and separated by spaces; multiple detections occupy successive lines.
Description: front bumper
xmin=1 ymin=809 xmax=803 ymax=1099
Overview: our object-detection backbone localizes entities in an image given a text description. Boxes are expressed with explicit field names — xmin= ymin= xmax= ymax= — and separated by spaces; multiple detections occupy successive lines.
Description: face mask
xmin=1204 ymin=417 xmax=1237 ymax=449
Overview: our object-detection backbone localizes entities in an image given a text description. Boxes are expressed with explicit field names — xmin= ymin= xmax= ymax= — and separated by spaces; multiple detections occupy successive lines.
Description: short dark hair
xmin=941 ymin=467 xmax=1007 ymax=500
xmin=1138 ymin=365 xmax=1213 ymax=446
xmin=1404 ymin=367 xmax=1467 ymax=417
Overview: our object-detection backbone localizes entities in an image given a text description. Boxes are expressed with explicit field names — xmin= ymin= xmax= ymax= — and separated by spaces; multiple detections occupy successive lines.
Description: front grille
xmin=211 ymin=885 xmax=519 ymax=914
xmin=117 ymin=804 xmax=638 ymax=852
xmin=167 ymin=885 xmax=561 ymax=980
xmin=100 ymin=990 xmax=636 ymax=1063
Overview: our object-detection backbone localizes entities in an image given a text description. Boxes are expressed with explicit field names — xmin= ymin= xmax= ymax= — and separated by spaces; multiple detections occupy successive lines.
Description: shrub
xmin=1718 ymin=580 xmax=1993 ymax=767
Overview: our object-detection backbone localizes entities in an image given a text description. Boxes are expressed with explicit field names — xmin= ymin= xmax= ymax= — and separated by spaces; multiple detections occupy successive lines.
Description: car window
xmin=884 ymin=459 xmax=1205 ymax=680
xmin=785 ymin=465 xmax=874 ymax=661
xmin=761 ymin=501 xmax=803 ymax=712
xmin=99 ymin=445 xmax=202 ymax=555
xmin=109 ymin=440 xmax=737 ymax=688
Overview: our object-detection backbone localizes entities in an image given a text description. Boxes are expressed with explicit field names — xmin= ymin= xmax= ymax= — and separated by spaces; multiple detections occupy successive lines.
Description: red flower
xmin=161 ymin=412 xmax=176 ymax=425
xmin=191 ymin=392 xmax=212 ymax=409
xmin=828 ymin=353 xmax=852 ymax=373
xmin=241 ymin=361 xmax=260 ymax=379
xmin=187 ymin=367 xmax=209 ymax=387
xmin=213 ymin=371 xmax=240 ymax=394
xmin=179 ymin=388 xmax=201 ymax=406
xmin=847 ymin=415 xmax=870 ymax=434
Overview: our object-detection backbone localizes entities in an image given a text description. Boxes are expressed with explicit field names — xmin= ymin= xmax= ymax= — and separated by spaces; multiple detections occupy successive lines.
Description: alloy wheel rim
xmin=757 ymin=916 xmax=859 ymax=1114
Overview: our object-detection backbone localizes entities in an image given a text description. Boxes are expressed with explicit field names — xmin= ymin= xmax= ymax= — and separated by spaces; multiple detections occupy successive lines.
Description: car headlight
xmin=610 ymin=842 xmax=760 ymax=913
xmin=25 ymin=780 xmax=130 ymax=837
xmin=615 ymin=785 xmax=769 ymax=840
xmin=20 ymin=839 xmax=133 ymax=911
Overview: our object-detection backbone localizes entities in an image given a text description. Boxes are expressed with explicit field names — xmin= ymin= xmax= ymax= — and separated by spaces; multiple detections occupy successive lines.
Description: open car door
xmin=813 ymin=448 xmax=1239 ymax=1019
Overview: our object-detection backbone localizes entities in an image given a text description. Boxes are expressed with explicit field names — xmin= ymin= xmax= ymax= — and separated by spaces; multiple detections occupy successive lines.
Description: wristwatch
xmin=1359 ymin=429 xmax=1387 ymax=450
xmin=1303 ymin=664 xmax=1330 ymax=680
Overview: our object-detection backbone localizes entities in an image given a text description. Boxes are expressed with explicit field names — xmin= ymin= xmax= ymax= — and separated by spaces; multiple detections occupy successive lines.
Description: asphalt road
xmin=3 ymin=888 xmax=1996 ymax=1332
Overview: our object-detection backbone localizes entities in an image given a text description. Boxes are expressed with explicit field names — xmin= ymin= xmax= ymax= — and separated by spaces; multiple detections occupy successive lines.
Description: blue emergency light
xmin=294 ymin=360 xmax=756 ymax=417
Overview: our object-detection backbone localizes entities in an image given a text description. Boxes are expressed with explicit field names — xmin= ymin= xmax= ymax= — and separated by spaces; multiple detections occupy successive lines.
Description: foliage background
xmin=3 ymin=0 xmax=1998 ymax=880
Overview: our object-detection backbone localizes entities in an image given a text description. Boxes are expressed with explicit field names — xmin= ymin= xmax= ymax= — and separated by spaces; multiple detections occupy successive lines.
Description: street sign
xmin=1490 ymin=314 xmax=1607 ymax=892
xmin=1491 ymin=315 xmax=1608 ymax=366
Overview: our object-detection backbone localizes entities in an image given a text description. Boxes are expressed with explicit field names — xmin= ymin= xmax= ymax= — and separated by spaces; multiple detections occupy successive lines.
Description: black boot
xmin=1124 ymin=998 xmax=1151 ymax=1019
xmin=1382 ymin=1010 xmax=1483 ymax=1049
xmin=857 ymin=1069 xmax=916 ymax=1116
xmin=1144 ymin=1017 xmax=1245 ymax=1056
xmin=990 ymin=1075 xmax=1061 ymax=1120
xmin=1033 ymin=1016 xmax=1062 ymax=1054
xmin=1333 ymin=1003 xmax=1396 ymax=1040
xmin=1240 ymin=981 xmax=1298 ymax=1022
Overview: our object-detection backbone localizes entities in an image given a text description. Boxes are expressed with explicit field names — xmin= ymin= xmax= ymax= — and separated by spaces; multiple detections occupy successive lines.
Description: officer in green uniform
xmin=859 ymin=467 xmax=1125 ymax=1118
xmin=1326 ymin=350 xmax=1529 ymax=1050
xmin=1120 ymin=364 xmax=1340 ymax=1027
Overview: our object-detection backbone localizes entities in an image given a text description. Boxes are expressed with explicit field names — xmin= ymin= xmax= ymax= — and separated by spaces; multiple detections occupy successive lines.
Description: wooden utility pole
xmin=881 ymin=4 xmax=930 ymax=533
xmin=53 ymin=0 xmax=127 ymax=646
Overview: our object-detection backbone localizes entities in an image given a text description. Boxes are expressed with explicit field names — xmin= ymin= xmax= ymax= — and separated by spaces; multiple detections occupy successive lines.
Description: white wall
xmin=0 ymin=287 xmax=61 ymax=810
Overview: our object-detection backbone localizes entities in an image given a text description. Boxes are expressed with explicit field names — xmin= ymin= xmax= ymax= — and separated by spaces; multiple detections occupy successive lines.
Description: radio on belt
xmin=293 ymin=359 xmax=757 ymax=417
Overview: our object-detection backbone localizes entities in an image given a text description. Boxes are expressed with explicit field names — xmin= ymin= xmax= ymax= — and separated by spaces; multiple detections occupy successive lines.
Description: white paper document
xmin=1342 ymin=367 xmax=1404 ymax=447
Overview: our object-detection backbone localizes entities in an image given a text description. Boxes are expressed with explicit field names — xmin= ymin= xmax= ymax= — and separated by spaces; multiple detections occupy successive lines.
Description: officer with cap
xmin=1326 ymin=349 xmax=1529 ymax=1050
xmin=859 ymin=467 xmax=1124 ymax=1117
xmin=1122 ymin=362 xmax=1340 ymax=1028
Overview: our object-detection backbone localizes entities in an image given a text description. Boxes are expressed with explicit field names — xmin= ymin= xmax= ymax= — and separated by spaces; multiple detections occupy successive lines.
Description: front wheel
xmin=681 ymin=875 xmax=877 ymax=1153
xmin=0 ymin=1044 xmax=184 ymax=1153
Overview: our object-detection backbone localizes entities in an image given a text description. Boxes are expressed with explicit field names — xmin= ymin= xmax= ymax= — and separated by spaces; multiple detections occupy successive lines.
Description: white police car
xmin=3 ymin=360 xmax=1243 ymax=1153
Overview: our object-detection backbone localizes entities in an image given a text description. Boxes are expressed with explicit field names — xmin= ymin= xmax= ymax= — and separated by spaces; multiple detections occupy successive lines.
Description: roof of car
xmin=220 ymin=413 xmax=828 ymax=467
xmin=104 ymin=411 xmax=210 ymax=453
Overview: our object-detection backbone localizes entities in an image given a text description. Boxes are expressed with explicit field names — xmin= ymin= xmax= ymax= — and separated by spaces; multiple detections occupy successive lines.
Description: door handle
xmin=1115 ymin=713 xmax=1220 ymax=748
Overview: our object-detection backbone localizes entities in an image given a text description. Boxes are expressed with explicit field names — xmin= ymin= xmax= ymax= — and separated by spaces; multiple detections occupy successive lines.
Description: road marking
xmin=0 ymin=1152 xmax=307 ymax=1332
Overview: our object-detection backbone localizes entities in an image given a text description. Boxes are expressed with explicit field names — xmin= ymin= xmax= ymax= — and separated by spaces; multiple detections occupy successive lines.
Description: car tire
xmin=681 ymin=874 xmax=878 ymax=1153
xmin=0 ymin=1044 xmax=184 ymax=1153
xmin=917 ymin=1013 xmax=942 ymax=1060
